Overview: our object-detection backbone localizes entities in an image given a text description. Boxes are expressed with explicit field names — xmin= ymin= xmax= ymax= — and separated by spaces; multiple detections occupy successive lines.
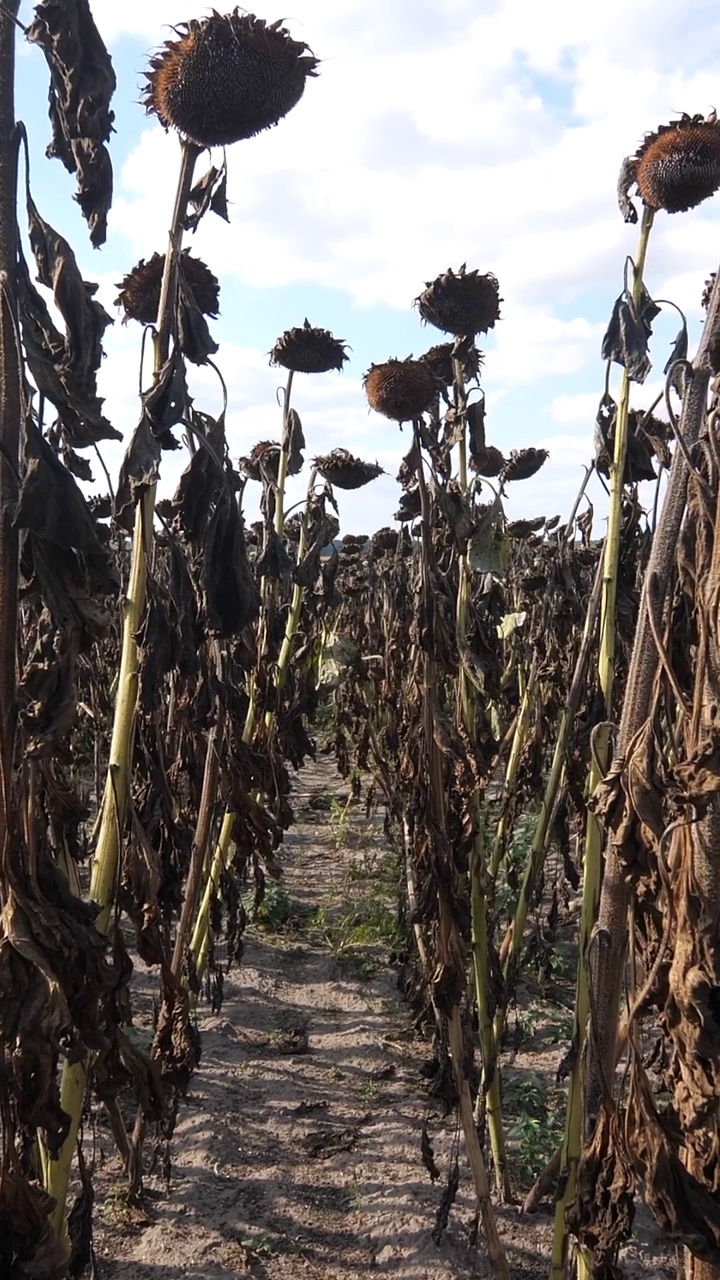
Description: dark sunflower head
xmin=415 ymin=265 xmax=502 ymax=336
xmin=363 ymin=357 xmax=437 ymax=422
xmin=238 ymin=440 xmax=280 ymax=482
xmin=314 ymin=449 xmax=383 ymax=490
xmin=619 ymin=113 xmax=720 ymax=221
xmin=115 ymin=250 xmax=220 ymax=325
xmin=420 ymin=339 xmax=484 ymax=389
xmin=270 ymin=319 xmax=349 ymax=374
xmin=143 ymin=10 xmax=318 ymax=148
xmin=419 ymin=342 xmax=455 ymax=388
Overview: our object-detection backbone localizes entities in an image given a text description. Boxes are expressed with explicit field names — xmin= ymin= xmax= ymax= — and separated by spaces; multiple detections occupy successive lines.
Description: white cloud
xmin=19 ymin=0 xmax=720 ymax=533
xmin=101 ymin=0 xmax=720 ymax=329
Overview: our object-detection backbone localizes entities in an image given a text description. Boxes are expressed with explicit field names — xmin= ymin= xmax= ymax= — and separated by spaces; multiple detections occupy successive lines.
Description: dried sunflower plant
xmin=4 ymin=0 xmax=720 ymax=1272
xmin=550 ymin=113 xmax=720 ymax=1280
xmin=0 ymin=1 xmax=344 ymax=1269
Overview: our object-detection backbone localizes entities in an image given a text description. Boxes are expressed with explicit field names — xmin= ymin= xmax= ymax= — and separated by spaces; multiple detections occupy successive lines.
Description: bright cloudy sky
xmin=14 ymin=0 xmax=720 ymax=532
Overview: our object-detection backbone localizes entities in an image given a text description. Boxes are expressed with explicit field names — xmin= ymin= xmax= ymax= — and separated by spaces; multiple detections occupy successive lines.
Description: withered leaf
xmin=15 ymin=421 xmax=116 ymax=595
xmin=617 ymin=155 xmax=639 ymax=224
xmin=431 ymin=1153 xmax=459 ymax=1245
xmin=256 ymin=529 xmax=295 ymax=579
xmin=141 ymin=350 xmax=188 ymax=446
xmin=18 ymin=612 xmax=80 ymax=754
xmin=466 ymin=395 xmax=487 ymax=466
xmin=186 ymin=162 xmax=229 ymax=230
xmin=0 ymin=1169 xmax=69 ymax=1280
xmin=286 ymin=408 xmax=305 ymax=476
xmin=26 ymin=193 xmax=113 ymax=388
xmin=17 ymin=251 xmax=119 ymax=445
xmin=601 ymin=280 xmax=660 ymax=383
xmin=67 ymin=1147 xmax=94 ymax=1280
xmin=468 ymin=496 xmax=509 ymax=577
xmin=566 ymin=1103 xmax=635 ymax=1265
xmin=664 ymin=316 xmax=689 ymax=374
xmin=27 ymin=0 xmax=116 ymax=246
xmin=172 ymin=411 xmax=227 ymax=539
xmin=295 ymin=495 xmax=339 ymax=589
xmin=154 ymin=964 xmax=202 ymax=1095
xmin=177 ymin=274 xmax=219 ymax=365
xmin=114 ymin=414 xmax=162 ymax=532
xmin=420 ymin=1117 xmax=440 ymax=1181
xmin=199 ymin=489 xmax=260 ymax=635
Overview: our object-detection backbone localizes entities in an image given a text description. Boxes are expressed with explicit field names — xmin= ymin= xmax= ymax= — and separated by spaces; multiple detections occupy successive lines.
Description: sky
xmin=14 ymin=0 xmax=720 ymax=534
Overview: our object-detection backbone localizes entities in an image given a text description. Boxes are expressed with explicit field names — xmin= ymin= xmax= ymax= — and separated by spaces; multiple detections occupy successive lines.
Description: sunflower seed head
xmin=620 ymin=115 xmax=720 ymax=219
xmin=363 ymin=358 xmax=437 ymax=422
xmin=415 ymin=265 xmax=502 ymax=336
xmin=270 ymin=319 xmax=349 ymax=374
xmin=115 ymin=250 xmax=220 ymax=325
xmin=143 ymin=10 xmax=318 ymax=148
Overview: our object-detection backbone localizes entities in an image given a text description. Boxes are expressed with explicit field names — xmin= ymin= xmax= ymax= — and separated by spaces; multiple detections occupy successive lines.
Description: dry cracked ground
xmin=91 ymin=758 xmax=675 ymax=1280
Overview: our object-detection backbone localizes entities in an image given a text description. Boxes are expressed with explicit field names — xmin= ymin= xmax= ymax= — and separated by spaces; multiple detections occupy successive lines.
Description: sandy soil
xmin=90 ymin=758 xmax=677 ymax=1280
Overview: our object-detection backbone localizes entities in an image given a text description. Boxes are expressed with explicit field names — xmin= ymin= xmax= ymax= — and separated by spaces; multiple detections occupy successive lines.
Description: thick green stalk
xmin=550 ymin=204 xmax=655 ymax=1280
xmin=489 ymin=660 xmax=537 ymax=882
xmin=452 ymin=360 xmax=509 ymax=1199
xmin=171 ymin=642 xmax=225 ymax=979
xmin=45 ymin=136 xmax=200 ymax=1234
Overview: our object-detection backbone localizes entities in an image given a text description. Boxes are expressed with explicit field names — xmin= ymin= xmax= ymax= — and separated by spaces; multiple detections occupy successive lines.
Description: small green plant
xmin=245 ymin=881 xmax=300 ymax=930
xmin=240 ymin=1231 xmax=275 ymax=1259
xmin=330 ymin=794 xmax=354 ymax=848
xmin=504 ymin=1072 xmax=566 ymax=1186
xmin=335 ymin=950 xmax=381 ymax=981
xmin=347 ymin=1173 xmax=365 ymax=1210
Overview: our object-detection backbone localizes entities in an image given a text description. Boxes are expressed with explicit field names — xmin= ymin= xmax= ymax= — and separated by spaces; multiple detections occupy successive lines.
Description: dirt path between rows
xmin=92 ymin=757 xmax=674 ymax=1280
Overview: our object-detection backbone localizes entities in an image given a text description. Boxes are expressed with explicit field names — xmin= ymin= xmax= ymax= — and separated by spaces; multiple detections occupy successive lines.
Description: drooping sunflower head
xmin=270 ymin=319 xmax=349 ymax=373
xmin=415 ymin=265 xmax=502 ymax=336
xmin=419 ymin=342 xmax=455 ymax=388
xmin=619 ymin=113 xmax=720 ymax=220
xmin=420 ymin=339 xmax=483 ymax=388
xmin=363 ymin=358 xmax=437 ymax=422
xmin=115 ymin=250 xmax=220 ymax=324
xmin=315 ymin=449 xmax=383 ymax=489
xmin=143 ymin=10 xmax=318 ymax=148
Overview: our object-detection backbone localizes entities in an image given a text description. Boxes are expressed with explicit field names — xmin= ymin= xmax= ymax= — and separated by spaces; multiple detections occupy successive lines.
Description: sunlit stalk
xmin=44 ymin=136 xmax=201 ymax=1235
xmin=451 ymin=357 xmax=510 ymax=1199
xmin=550 ymin=203 xmax=655 ymax=1280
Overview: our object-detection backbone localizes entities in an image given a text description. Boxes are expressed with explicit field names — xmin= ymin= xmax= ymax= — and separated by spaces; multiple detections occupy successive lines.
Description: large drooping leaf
xmin=27 ymin=0 xmax=116 ymax=246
